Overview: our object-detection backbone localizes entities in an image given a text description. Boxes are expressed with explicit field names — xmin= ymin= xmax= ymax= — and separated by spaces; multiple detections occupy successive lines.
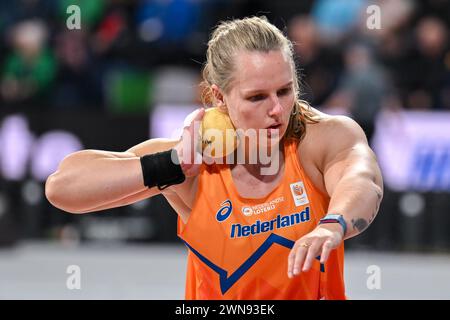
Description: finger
xmin=188 ymin=108 xmax=205 ymax=136
xmin=181 ymin=124 xmax=194 ymax=166
xmin=287 ymin=243 xmax=304 ymax=278
xmin=292 ymin=244 xmax=309 ymax=276
xmin=320 ymin=240 xmax=334 ymax=264
xmin=183 ymin=107 xmax=205 ymax=128
xmin=287 ymin=248 xmax=296 ymax=278
xmin=185 ymin=110 xmax=204 ymax=163
xmin=181 ymin=108 xmax=205 ymax=165
xmin=191 ymin=109 xmax=205 ymax=164
xmin=302 ymin=241 xmax=322 ymax=272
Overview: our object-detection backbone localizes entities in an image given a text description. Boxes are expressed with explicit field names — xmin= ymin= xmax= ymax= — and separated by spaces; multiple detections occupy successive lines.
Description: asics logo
xmin=216 ymin=199 xmax=233 ymax=222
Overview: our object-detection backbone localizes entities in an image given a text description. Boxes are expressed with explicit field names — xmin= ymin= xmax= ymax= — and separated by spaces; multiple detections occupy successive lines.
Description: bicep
xmin=324 ymin=144 xmax=381 ymax=195
xmin=321 ymin=117 xmax=381 ymax=196
xmin=80 ymin=138 xmax=182 ymax=213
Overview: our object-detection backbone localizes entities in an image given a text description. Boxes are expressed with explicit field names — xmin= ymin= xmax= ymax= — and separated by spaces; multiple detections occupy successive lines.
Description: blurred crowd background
xmin=1 ymin=0 xmax=449 ymax=114
xmin=0 ymin=0 xmax=449 ymax=252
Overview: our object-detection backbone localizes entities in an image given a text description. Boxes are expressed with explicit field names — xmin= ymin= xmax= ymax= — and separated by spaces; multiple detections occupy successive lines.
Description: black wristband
xmin=140 ymin=149 xmax=185 ymax=190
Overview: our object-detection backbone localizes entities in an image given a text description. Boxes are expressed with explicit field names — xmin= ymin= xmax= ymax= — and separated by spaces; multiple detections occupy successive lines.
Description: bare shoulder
xmin=307 ymin=108 xmax=367 ymax=143
xmin=302 ymin=108 xmax=371 ymax=169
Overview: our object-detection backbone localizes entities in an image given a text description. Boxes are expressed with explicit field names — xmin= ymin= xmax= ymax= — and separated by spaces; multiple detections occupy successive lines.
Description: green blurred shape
xmin=59 ymin=0 xmax=105 ymax=28
xmin=106 ymin=70 xmax=153 ymax=114
xmin=3 ymin=49 xmax=57 ymax=94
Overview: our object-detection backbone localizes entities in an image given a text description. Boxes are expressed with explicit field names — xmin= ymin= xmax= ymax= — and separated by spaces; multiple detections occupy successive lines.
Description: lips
xmin=266 ymin=124 xmax=282 ymax=138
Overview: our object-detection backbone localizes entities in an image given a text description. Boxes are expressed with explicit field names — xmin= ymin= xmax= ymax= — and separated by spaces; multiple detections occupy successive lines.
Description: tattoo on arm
xmin=351 ymin=218 xmax=368 ymax=233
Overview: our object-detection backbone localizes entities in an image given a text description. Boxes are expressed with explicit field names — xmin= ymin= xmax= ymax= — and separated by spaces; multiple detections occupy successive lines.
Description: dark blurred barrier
xmin=346 ymin=187 xmax=450 ymax=252
xmin=74 ymin=194 xmax=179 ymax=243
xmin=3 ymin=181 xmax=447 ymax=251
xmin=428 ymin=193 xmax=450 ymax=251
xmin=0 ymin=110 xmax=151 ymax=244
xmin=0 ymin=181 xmax=20 ymax=247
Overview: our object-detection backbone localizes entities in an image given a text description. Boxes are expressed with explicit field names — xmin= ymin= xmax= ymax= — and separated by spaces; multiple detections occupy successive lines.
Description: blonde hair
xmin=201 ymin=16 xmax=319 ymax=141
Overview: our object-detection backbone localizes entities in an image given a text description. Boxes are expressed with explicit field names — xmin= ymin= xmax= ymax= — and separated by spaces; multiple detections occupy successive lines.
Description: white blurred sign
xmin=0 ymin=114 xmax=83 ymax=181
xmin=150 ymin=104 xmax=198 ymax=139
xmin=373 ymin=111 xmax=450 ymax=191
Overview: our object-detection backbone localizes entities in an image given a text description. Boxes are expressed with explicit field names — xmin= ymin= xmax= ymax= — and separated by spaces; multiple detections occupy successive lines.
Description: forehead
xmin=231 ymin=50 xmax=293 ymax=92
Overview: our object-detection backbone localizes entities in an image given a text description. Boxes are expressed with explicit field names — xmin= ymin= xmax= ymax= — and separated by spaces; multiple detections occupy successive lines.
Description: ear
xmin=211 ymin=84 xmax=228 ymax=113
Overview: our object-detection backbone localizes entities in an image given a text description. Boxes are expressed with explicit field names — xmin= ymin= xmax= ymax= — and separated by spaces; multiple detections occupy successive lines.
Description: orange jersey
xmin=177 ymin=139 xmax=346 ymax=300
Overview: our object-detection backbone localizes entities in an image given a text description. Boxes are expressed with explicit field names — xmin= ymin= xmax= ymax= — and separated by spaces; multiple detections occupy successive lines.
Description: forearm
xmin=326 ymin=173 xmax=383 ymax=240
xmin=46 ymin=150 xmax=149 ymax=213
xmin=46 ymin=138 xmax=181 ymax=213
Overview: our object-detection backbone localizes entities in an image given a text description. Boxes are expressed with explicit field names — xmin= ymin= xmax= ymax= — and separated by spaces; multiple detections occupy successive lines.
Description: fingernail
xmin=293 ymin=268 xmax=299 ymax=275
xmin=288 ymin=272 xmax=292 ymax=278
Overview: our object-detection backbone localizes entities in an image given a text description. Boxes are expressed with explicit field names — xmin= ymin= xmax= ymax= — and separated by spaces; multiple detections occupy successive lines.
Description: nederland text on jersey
xmin=230 ymin=206 xmax=310 ymax=238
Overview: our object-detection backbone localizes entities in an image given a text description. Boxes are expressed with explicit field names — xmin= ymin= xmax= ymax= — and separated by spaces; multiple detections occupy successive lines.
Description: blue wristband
xmin=319 ymin=214 xmax=347 ymax=236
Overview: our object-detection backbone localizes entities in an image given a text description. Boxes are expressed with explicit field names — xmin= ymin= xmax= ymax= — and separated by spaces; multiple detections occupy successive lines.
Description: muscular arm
xmin=45 ymin=138 xmax=179 ymax=214
xmin=321 ymin=116 xmax=383 ymax=239
xmin=287 ymin=116 xmax=383 ymax=277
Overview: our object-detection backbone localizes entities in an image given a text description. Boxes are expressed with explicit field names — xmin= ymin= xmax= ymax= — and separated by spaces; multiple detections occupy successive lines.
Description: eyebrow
xmin=241 ymin=81 xmax=293 ymax=95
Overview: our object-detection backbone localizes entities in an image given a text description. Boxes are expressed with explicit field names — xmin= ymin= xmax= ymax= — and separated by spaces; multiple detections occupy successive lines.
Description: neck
xmin=229 ymin=140 xmax=284 ymax=179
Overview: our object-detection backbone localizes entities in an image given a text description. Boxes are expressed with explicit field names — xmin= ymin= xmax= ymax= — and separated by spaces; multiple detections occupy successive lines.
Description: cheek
xmin=283 ymin=95 xmax=295 ymax=118
xmin=227 ymin=103 xmax=256 ymax=130
xmin=234 ymin=111 xmax=253 ymax=130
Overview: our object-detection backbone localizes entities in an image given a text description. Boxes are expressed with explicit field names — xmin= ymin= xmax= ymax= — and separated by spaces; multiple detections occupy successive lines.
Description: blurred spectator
xmin=311 ymin=0 xmax=367 ymax=44
xmin=358 ymin=0 xmax=416 ymax=39
xmin=135 ymin=0 xmax=202 ymax=65
xmin=93 ymin=9 xmax=127 ymax=55
xmin=0 ymin=0 xmax=55 ymax=29
xmin=0 ymin=0 xmax=447 ymax=113
xmin=402 ymin=16 xmax=450 ymax=110
xmin=414 ymin=0 xmax=450 ymax=27
xmin=92 ymin=2 xmax=133 ymax=58
xmin=51 ymin=30 xmax=103 ymax=110
xmin=0 ymin=1 xmax=57 ymax=85
xmin=326 ymin=42 xmax=391 ymax=143
xmin=288 ymin=15 xmax=343 ymax=106
xmin=136 ymin=0 xmax=200 ymax=44
xmin=0 ymin=19 xmax=56 ymax=108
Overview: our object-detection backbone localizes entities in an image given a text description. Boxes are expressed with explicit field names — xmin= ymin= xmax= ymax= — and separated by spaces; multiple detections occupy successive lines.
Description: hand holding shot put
xmin=173 ymin=107 xmax=205 ymax=178
xmin=172 ymin=105 xmax=239 ymax=179
xmin=45 ymin=16 xmax=383 ymax=300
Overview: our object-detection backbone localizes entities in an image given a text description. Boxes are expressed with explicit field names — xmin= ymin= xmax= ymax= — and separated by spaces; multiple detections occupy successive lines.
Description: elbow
xmin=45 ymin=173 xmax=60 ymax=207
xmin=45 ymin=173 xmax=84 ymax=214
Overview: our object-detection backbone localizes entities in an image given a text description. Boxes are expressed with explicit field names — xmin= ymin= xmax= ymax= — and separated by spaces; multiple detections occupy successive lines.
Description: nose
xmin=268 ymin=95 xmax=283 ymax=117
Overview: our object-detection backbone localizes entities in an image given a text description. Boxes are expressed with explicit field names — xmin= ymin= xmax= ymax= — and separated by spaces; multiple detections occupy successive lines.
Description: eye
xmin=247 ymin=94 xmax=266 ymax=102
xmin=277 ymin=87 xmax=292 ymax=96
